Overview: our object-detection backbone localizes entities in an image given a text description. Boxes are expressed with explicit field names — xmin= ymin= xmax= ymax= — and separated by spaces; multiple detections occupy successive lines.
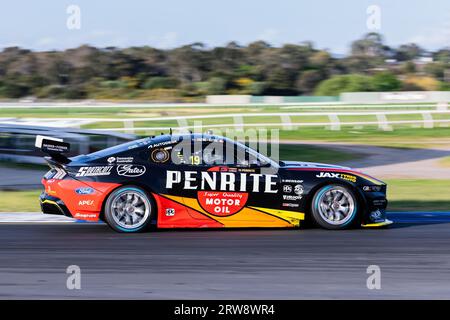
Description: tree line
xmin=0 ymin=33 xmax=448 ymax=100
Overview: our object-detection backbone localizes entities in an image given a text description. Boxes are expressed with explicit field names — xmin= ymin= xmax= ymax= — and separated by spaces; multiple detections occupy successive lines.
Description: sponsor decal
xmin=166 ymin=170 xmax=278 ymax=193
xmin=363 ymin=185 xmax=382 ymax=192
xmin=282 ymin=202 xmax=299 ymax=208
xmin=108 ymin=156 xmax=134 ymax=164
xmin=294 ymin=184 xmax=304 ymax=195
xmin=41 ymin=139 xmax=70 ymax=153
xmin=316 ymin=172 xmax=357 ymax=183
xmin=197 ymin=191 xmax=248 ymax=217
xmin=165 ymin=208 xmax=176 ymax=216
xmin=75 ymin=187 xmax=95 ymax=195
xmin=282 ymin=179 xmax=302 ymax=183
xmin=283 ymin=195 xmax=302 ymax=201
xmin=207 ymin=166 xmax=256 ymax=173
xmin=46 ymin=185 xmax=57 ymax=195
xmin=283 ymin=182 xmax=303 ymax=195
xmin=117 ymin=164 xmax=146 ymax=177
xmin=116 ymin=157 xmax=134 ymax=163
xmin=78 ymin=200 xmax=94 ymax=206
xmin=370 ymin=209 xmax=383 ymax=221
xmin=74 ymin=212 xmax=97 ymax=219
xmin=373 ymin=199 xmax=387 ymax=206
xmin=237 ymin=168 xmax=256 ymax=173
xmin=151 ymin=149 xmax=170 ymax=163
xmin=148 ymin=140 xmax=174 ymax=149
xmin=76 ymin=166 xmax=113 ymax=177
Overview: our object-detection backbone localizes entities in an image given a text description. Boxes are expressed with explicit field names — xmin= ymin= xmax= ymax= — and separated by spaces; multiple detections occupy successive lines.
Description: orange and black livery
xmin=37 ymin=133 xmax=391 ymax=232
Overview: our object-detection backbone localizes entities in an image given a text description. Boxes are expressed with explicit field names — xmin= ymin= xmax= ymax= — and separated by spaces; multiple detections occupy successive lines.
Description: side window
xmin=234 ymin=143 xmax=271 ymax=168
xmin=174 ymin=141 xmax=202 ymax=166
xmin=147 ymin=138 xmax=270 ymax=168
xmin=203 ymin=141 xmax=226 ymax=165
xmin=172 ymin=140 xmax=227 ymax=167
xmin=202 ymin=141 xmax=256 ymax=167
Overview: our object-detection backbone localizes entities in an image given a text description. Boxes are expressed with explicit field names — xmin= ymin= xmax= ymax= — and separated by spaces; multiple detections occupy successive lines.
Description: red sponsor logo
xmin=197 ymin=191 xmax=248 ymax=217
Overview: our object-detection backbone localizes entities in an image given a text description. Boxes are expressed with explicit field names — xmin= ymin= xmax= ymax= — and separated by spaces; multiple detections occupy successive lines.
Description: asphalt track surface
xmin=1 ymin=212 xmax=450 ymax=299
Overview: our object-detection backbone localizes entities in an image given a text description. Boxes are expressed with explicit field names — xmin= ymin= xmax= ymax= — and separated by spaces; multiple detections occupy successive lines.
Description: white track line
xmin=0 ymin=212 xmax=77 ymax=223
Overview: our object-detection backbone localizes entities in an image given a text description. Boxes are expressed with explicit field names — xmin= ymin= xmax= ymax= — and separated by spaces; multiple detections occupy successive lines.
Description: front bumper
xmin=40 ymin=192 xmax=72 ymax=217
xmin=361 ymin=219 xmax=393 ymax=228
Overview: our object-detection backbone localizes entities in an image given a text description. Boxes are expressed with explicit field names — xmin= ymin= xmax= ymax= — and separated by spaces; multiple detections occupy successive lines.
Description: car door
xmin=176 ymin=139 xmax=248 ymax=222
xmin=225 ymin=142 xmax=286 ymax=223
xmin=197 ymin=140 xmax=286 ymax=225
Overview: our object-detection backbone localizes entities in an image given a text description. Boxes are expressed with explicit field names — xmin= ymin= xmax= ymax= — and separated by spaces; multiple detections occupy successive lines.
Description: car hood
xmin=281 ymin=161 xmax=352 ymax=170
xmin=282 ymin=161 xmax=386 ymax=185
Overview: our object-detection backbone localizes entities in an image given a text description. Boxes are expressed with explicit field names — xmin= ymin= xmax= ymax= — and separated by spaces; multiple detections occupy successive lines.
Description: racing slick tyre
xmin=104 ymin=186 xmax=154 ymax=233
xmin=311 ymin=184 xmax=358 ymax=230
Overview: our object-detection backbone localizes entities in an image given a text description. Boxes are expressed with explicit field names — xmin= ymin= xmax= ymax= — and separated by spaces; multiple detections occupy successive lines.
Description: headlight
xmin=362 ymin=185 xmax=382 ymax=192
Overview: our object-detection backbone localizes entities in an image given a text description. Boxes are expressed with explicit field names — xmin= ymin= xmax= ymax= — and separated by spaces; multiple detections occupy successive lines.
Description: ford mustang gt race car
xmin=36 ymin=133 xmax=391 ymax=232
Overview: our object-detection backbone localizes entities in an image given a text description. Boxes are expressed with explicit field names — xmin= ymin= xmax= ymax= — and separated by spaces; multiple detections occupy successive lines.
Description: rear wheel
xmin=104 ymin=186 xmax=154 ymax=233
xmin=311 ymin=184 xmax=358 ymax=230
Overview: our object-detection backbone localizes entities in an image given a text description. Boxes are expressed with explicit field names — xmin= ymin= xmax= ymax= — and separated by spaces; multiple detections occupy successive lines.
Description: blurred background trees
xmin=0 ymin=33 xmax=448 ymax=100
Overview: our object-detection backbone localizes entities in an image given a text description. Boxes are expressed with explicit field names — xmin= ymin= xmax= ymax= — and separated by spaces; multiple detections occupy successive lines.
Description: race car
xmin=37 ymin=133 xmax=391 ymax=232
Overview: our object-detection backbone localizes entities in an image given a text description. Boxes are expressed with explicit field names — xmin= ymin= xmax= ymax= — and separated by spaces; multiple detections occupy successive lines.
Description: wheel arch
xmin=99 ymin=182 xmax=158 ymax=223
xmin=305 ymin=180 xmax=367 ymax=222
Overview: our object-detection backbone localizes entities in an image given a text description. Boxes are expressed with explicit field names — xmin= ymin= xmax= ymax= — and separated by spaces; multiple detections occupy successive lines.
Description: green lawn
xmin=386 ymin=179 xmax=450 ymax=212
xmin=1 ymin=179 xmax=448 ymax=213
xmin=278 ymin=126 xmax=450 ymax=148
xmin=0 ymin=190 xmax=41 ymax=212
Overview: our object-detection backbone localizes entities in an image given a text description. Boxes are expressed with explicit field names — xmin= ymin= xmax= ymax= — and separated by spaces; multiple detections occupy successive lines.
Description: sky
xmin=0 ymin=0 xmax=449 ymax=54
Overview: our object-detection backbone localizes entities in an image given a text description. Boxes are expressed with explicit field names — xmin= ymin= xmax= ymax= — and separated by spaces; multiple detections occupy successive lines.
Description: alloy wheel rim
xmin=111 ymin=191 xmax=150 ymax=229
xmin=318 ymin=187 xmax=355 ymax=226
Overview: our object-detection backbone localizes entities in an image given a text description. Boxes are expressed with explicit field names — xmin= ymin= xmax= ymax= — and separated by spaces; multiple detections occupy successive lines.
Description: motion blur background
xmin=0 ymin=0 xmax=449 ymax=213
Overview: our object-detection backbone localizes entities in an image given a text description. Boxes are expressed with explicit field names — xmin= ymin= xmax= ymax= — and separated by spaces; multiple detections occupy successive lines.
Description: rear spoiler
xmin=35 ymin=135 xmax=71 ymax=165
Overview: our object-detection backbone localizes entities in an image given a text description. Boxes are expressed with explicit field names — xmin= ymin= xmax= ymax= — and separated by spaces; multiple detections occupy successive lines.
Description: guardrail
xmin=2 ymin=110 xmax=449 ymax=133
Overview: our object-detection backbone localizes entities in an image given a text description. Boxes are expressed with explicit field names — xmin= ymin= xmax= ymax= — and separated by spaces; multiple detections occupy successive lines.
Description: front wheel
xmin=104 ymin=186 xmax=154 ymax=233
xmin=311 ymin=184 xmax=358 ymax=230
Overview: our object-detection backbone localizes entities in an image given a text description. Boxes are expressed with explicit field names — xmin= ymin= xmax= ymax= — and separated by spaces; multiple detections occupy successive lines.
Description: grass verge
xmin=0 ymin=190 xmax=41 ymax=212
xmin=386 ymin=179 xmax=450 ymax=212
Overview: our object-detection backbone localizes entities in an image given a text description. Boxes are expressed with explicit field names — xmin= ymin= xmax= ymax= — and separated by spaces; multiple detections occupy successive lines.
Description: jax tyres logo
xmin=316 ymin=172 xmax=357 ymax=183
xmin=116 ymin=164 xmax=146 ymax=177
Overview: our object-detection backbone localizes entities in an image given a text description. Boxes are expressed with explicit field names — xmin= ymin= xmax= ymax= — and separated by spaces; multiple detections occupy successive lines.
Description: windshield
xmin=233 ymin=140 xmax=277 ymax=167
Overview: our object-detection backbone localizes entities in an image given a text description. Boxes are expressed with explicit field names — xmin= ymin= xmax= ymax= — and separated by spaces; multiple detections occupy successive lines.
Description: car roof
xmin=84 ymin=133 xmax=229 ymax=159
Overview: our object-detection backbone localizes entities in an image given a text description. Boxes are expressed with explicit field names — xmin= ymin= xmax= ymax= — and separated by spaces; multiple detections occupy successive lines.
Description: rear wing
xmin=35 ymin=135 xmax=71 ymax=165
